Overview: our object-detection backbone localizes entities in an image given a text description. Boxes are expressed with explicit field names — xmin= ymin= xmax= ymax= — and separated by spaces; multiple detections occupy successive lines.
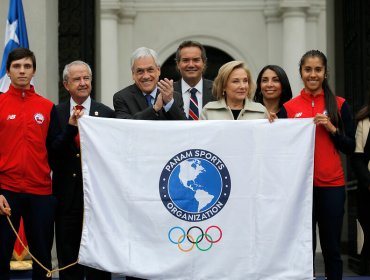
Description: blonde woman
xmin=200 ymin=61 xmax=267 ymax=120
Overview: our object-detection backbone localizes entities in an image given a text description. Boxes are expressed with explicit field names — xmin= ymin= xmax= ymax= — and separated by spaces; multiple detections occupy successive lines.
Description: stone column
xmin=306 ymin=7 xmax=321 ymax=51
xmin=280 ymin=1 xmax=309 ymax=96
xmin=118 ymin=4 xmax=137 ymax=91
xmin=264 ymin=4 xmax=283 ymax=65
xmin=99 ymin=0 xmax=120 ymax=108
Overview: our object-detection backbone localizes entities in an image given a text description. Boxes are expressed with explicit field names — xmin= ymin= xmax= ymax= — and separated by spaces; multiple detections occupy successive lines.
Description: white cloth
xmin=78 ymin=117 xmax=315 ymax=280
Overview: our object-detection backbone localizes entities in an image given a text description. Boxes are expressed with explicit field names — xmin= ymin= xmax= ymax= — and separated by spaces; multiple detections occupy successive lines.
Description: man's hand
xmin=157 ymin=78 xmax=174 ymax=105
xmin=68 ymin=107 xmax=84 ymax=126
xmin=0 ymin=195 xmax=11 ymax=216
xmin=153 ymin=93 xmax=163 ymax=112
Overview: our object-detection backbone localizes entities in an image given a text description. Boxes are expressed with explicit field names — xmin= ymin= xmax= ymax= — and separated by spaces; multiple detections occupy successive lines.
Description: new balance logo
xmin=7 ymin=114 xmax=16 ymax=120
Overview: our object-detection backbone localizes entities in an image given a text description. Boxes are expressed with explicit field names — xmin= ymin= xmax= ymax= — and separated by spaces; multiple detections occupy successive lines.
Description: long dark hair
xmin=299 ymin=50 xmax=339 ymax=126
xmin=356 ymin=91 xmax=370 ymax=122
xmin=254 ymin=65 xmax=292 ymax=109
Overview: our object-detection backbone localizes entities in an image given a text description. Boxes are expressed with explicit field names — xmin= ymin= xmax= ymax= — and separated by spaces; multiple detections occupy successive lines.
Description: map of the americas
xmin=168 ymin=159 xmax=222 ymax=213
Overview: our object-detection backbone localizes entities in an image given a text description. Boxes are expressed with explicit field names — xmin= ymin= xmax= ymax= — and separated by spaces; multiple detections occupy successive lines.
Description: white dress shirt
xmin=181 ymin=79 xmax=203 ymax=118
xmin=70 ymin=96 xmax=91 ymax=116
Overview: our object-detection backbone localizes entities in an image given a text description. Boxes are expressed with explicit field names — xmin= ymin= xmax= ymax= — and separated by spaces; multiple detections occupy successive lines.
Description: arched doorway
xmin=160 ymin=46 xmax=234 ymax=81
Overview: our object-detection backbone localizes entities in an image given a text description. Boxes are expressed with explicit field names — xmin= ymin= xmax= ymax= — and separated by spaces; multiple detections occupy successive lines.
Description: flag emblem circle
xmin=34 ymin=113 xmax=45 ymax=124
xmin=159 ymin=149 xmax=231 ymax=222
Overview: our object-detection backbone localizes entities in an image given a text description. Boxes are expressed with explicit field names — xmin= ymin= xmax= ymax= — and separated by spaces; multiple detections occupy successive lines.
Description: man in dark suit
xmin=113 ymin=47 xmax=186 ymax=120
xmin=173 ymin=40 xmax=215 ymax=120
xmin=52 ymin=61 xmax=115 ymax=280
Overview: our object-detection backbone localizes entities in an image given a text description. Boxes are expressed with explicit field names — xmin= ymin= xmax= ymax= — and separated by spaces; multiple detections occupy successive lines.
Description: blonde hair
xmin=212 ymin=61 xmax=255 ymax=100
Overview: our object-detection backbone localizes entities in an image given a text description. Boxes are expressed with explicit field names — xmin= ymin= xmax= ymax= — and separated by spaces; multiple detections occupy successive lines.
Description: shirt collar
xmin=142 ymin=87 xmax=158 ymax=98
xmin=181 ymin=78 xmax=203 ymax=94
xmin=70 ymin=96 xmax=91 ymax=112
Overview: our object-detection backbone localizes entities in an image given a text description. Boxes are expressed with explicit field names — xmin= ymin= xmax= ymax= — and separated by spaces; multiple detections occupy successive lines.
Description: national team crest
xmin=34 ymin=113 xmax=45 ymax=124
xmin=159 ymin=149 xmax=231 ymax=222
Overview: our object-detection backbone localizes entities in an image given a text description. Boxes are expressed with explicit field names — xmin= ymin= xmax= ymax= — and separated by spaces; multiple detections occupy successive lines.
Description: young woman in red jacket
xmin=278 ymin=50 xmax=355 ymax=280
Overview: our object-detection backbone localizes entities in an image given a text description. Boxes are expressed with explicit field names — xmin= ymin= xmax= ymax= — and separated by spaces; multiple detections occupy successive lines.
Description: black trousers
xmin=55 ymin=205 xmax=111 ymax=280
xmin=357 ymin=187 xmax=370 ymax=274
xmin=0 ymin=190 xmax=56 ymax=280
xmin=312 ymin=186 xmax=345 ymax=280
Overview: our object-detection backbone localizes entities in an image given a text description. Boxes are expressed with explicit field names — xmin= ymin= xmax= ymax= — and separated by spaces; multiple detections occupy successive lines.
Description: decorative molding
xmin=264 ymin=0 xmax=325 ymax=23
xmin=306 ymin=6 xmax=322 ymax=22
xmin=279 ymin=0 xmax=310 ymax=9
xmin=119 ymin=1 xmax=137 ymax=24
xmin=100 ymin=0 xmax=121 ymax=11
xmin=120 ymin=0 xmax=265 ymax=12
xmin=264 ymin=7 xmax=282 ymax=23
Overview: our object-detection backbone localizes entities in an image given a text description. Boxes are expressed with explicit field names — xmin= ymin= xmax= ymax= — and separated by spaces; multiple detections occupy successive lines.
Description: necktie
xmin=75 ymin=105 xmax=84 ymax=112
xmin=145 ymin=94 xmax=153 ymax=107
xmin=74 ymin=105 xmax=84 ymax=147
xmin=188 ymin=88 xmax=199 ymax=120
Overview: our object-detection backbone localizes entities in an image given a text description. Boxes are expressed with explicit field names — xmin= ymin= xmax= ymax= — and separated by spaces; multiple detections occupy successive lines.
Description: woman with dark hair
xmin=278 ymin=50 xmax=355 ymax=280
xmin=254 ymin=65 xmax=292 ymax=113
xmin=352 ymin=97 xmax=370 ymax=275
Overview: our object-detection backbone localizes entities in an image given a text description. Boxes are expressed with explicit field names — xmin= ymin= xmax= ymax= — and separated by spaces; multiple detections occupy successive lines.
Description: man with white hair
xmin=113 ymin=47 xmax=186 ymax=120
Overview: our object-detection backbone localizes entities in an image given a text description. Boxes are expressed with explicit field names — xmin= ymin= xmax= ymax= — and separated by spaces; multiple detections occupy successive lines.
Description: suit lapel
xmin=60 ymin=101 xmax=71 ymax=127
xmin=173 ymin=81 xmax=182 ymax=94
xmin=202 ymin=80 xmax=213 ymax=105
xmin=133 ymin=84 xmax=149 ymax=109
xmin=89 ymin=100 xmax=100 ymax=117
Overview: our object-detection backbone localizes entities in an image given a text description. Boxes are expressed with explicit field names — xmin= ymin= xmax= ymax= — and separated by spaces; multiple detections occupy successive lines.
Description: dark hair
xmin=299 ymin=50 xmax=339 ymax=126
xmin=254 ymin=65 xmax=292 ymax=108
xmin=6 ymin=48 xmax=36 ymax=71
xmin=175 ymin=40 xmax=207 ymax=64
xmin=355 ymin=91 xmax=370 ymax=121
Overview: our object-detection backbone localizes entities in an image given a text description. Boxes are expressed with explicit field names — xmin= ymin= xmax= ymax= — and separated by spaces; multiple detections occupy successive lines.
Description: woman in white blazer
xmin=200 ymin=61 xmax=267 ymax=120
xmin=352 ymin=100 xmax=370 ymax=275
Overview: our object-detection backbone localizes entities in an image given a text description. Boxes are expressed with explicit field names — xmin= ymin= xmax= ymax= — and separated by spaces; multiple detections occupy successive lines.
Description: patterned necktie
xmin=74 ymin=105 xmax=84 ymax=147
xmin=145 ymin=94 xmax=153 ymax=107
xmin=188 ymin=88 xmax=199 ymax=120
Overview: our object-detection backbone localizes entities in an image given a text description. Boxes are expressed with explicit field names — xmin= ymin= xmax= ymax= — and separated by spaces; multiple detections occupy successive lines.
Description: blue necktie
xmin=188 ymin=88 xmax=199 ymax=120
xmin=145 ymin=94 xmax=153 ymax=107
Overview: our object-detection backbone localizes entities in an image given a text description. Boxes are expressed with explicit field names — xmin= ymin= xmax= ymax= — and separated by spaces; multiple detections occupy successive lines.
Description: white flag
xmin=78 ymin=117 xmax=315 ymax=280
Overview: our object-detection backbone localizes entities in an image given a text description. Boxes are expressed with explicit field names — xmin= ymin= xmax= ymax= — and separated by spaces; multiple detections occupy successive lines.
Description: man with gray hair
xmin=52 ymin=60 xmax=115 ymax=280
xmin=113 ymin=47 xmax=186 ymax=120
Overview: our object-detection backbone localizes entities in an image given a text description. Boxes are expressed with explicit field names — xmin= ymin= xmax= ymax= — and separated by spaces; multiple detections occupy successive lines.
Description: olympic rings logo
xmin=168 ymin=225 xmax=222 ymax=252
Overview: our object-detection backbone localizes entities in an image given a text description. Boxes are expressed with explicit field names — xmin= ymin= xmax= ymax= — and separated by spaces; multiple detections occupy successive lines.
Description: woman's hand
xmin=314 ymin=113 xmax=337 ymax=134
xmin=267 ymin=112 xmax=278 ymax=123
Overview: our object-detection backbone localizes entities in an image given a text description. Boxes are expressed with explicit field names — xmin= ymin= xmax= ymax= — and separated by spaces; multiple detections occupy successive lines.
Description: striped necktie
xmin=188 ymin=88 xmax=199 ymax=120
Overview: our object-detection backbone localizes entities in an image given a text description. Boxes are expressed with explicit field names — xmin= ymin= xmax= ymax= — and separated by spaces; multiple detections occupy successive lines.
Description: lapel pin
xmin=94 ymin=111 xmax=99 ymax=116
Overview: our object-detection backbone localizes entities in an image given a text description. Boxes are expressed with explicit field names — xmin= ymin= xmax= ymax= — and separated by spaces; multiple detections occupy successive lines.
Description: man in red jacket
xmin=0 ymin=48 xmax=61 ymax=280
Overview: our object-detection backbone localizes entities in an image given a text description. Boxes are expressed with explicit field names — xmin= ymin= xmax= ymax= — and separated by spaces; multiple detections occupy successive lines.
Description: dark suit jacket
xmin=113 ymin=83 xmax=186 ymax=120
xmin=173 ymin=78 xmax=215 ymax=110
xmin=52 ymin=99 xmax=115 ymax=213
